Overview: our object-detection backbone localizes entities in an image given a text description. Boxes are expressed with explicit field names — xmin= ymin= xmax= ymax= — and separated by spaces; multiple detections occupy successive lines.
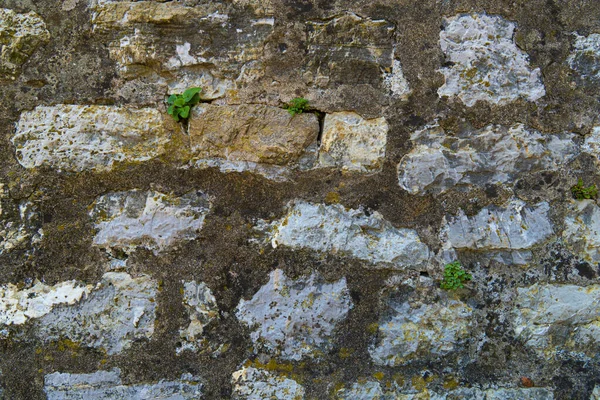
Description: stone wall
xmin=1 ymin=0 xmax=600 ymax=399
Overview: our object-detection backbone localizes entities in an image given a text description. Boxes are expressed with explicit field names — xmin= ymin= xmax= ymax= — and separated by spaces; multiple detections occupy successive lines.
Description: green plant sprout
xmin=167 ymin=87 xmax=202 ymax=122
xmin=440 ymin=261 xmax=472 ymax=290
xmin=571 ymin=178 xmax=598 ymax=200
xmin=285 ymin=97 xmax=309 ymax=116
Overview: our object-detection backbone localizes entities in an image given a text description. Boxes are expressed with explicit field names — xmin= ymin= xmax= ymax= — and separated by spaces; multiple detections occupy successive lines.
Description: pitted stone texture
xmin=563 ymin=200 xmax=600 ymax=263
xmin=398 ymin=124 xmax=579 ymax=195
xmin=262 ymin=201 xmax=430 ymax=269
xmin=446 ymin=388 xmax=554 ymax=399
xmin=178 ymin=281 xmax=219 ymax=354
xmin=44 ymin=368 xmax=203 ymax=399
xmin=189 ymin=104 xmax=319 ymax=166
xmin=512 ymin=283 xmax=600 ymax=357
xmin=12 ymin=105 xmax=169 ymax=172
xmin=438 ymin=14 xmax=545 ymax=107
xmin=0 ymin=9 xmax=50 ymax=80
xmin=441 ymin=200 xmax=553 ymax=251
xmin=306 ymin=12 xmax=395 ymax=87
xmin=0 ymin=280 xmax=91 ymax=326
xmin=567 ymin=33 xmax=600 ymax=87
xmin=318 ymin=112 xmax=389 ymax=172
xmin=592 ymin=385 xmax=600 ymax=400
xmin=235 ymin=269 xmax=352 ymax=361
xmin=370 ymin=298 xmax=473 ymax=366
xmin=91 ymin=190 xmax=211 ymax=255
xmin=35 ymin=272 xmax=157 ymax=355
xmin=231 ymin=367 xmax=305 ymax=400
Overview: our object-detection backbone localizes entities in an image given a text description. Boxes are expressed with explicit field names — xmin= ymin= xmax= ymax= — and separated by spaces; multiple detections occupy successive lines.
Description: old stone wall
xmin=1 ymin=0 xmax=600 ymax=399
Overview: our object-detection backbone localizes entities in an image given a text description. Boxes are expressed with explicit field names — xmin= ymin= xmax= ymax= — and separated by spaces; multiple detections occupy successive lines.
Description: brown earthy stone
xmin=188 ymin=104 xmax=319 ymax=165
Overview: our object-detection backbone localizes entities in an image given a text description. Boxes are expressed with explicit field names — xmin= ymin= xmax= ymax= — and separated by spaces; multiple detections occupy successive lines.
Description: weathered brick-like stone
xmin=44 ymin=368 xmax=203 ymax=399
xmin=91 ymin=190 xmax=211 ymax=255
xmin=568 ymin=33 xmax=600 ymax=88
xmin=236 ymin=269 xmax=352 ymax=361
xmin=318 ymin=112 xmax=389 ymax=172
xmin=563 ymin=200 xmax=600 ymax=263
xmin=438 ymin=14 xmax=545 ymax=106
xmin=12 ymin=105 xmax=170 ymax=172
xmin=189 ymin=104 xmax=319 ymax=165
xmin=0 ymin=8 xmax=50 ymax=80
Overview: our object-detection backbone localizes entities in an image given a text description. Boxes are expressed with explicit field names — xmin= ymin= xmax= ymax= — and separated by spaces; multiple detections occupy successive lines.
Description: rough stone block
xmin=231 ymin=366 xmax=304 ymax=399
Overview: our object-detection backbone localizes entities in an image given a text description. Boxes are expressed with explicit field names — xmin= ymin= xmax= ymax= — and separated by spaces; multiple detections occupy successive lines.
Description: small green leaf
xmin=179 ymin=105 xmax=190 ymax=119
xmin=167 ymin=104 xmax=175 ymax=115
xmin=167 ymin=94 xmax=177 ymax=105
xmin=173 ymin=113 xmax=180 ymax=122
xmin=174 ymin=97 xmax=186 ymax=107
xmin=183 ymin=87 xmax=202 ymax=103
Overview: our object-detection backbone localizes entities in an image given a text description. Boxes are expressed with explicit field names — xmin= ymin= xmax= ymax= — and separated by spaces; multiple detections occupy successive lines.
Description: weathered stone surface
xmin=512 ymin=283 xmax=600 ymax=357
xmin=261 ymin=201 xmax=430 ymax=269
xmin=370 ymin=297 xmax=473 ymax=366
xmin=563 ymin=200 xmax=600 ymax=263
xmin=592 ymin=385 xmax=600 ymax=400
xmin=336 ymin=380 xmax=386 ymax=399
xmin=44 ymin=368 xmax=203 ymax=399
xmin=306 ymin=12 xmax=395 ymax=87
xmin=93 ymin=0 xmax=274 ymax=83
xmin=231 ymin=366 xmax=305 ymax=400
xmin=441 ymin=200 xmax=553 ymax=251
xmin=189 ymin=104 xmax=319 ymax=165
xmin=12 ymin=105 xmax=169 ymax=172
xmin=0 ymin=280 xmax=90 ymax=326
xmin=34 ymin=272 xmax=157 ymax=355
xmin=0 ymin=195 xmax=42 ymax=255
xmin=91 ymin=190 xmax=211 ymax=255
xmin=0 ymin=8 xmax=50 ymax=80
xmin=235 ymin=269 xmax=352 ymax=361
xmin=438 ymin=14 xmax=545 ymax=106
xmin=178 ymin=280 xmax=219 ymax=354
xmin=446 ymin=388 xmax=554 ymax=399
xmin=383 ymin=59 xmax=411 ymax=99
xmin=398 ymin=124 xmax=579 ymax=195
xmin=567 ymin=33 xmax=600 ymax=87
xmin=318 ymin=112 xmax=389 ymax=172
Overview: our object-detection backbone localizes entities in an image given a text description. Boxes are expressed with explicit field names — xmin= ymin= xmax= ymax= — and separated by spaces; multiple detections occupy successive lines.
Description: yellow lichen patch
xmin=325 ymin=191 xmax=341 ymax=204
xmin=372 ymin=371 xmax=385 ymax=380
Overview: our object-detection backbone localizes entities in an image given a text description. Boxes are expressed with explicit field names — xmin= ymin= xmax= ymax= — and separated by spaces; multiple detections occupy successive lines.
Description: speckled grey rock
xmin=235 ymin=269 xmax=352 ymax=361
xmin=231 ymin=366 xmax=305 ymax=399
xmin=563 ymin=200 xmax=600 ymax=263
xmin=438 ymin=14 xmax=545 ymax=106
xmin=177 ymin=280 xmax=219 ymax=354
xmin=34 ymin=272 xmax=157 ymax=355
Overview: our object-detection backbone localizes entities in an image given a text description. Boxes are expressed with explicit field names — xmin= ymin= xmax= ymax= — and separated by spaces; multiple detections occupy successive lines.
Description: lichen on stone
xmin=177 ymin=280 xmax=219 ymax=354
xmin=231 ymin=366 xmax=305 ymax=400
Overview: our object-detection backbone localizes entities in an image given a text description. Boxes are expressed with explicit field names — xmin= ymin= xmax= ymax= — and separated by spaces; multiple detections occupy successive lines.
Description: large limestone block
xmin=512 ymin=283 xmax=600 ymax=358
xmin=91 ymin=190 xmax=211 ymax=255
xmin=370 ymin=299 xmax=473 ymax=366
xmin=318 ymin=112 xmax=389 ymax=172
xmin=12 ymin=105 xmax=170 ymax=172
xmin=0 ymin=8 xmax=50 ymax=79
xmin=34 ymin=272 xmax=157 ymax=355
xmin=563 ymin=200 xmax=600 ymax=263
xmin=398 ymin=124 xmax=579 ymax=195
xmin=438 ymin=14 xmax=545 ymax=106
xmin=260 ymin=201 xmax=430 ymax=269
xmin=235 ymin=269 xmax=352 ymax=361
xmin=188 ymin=104 xmax=319 ymax=165
xmin=44 ymin=368 xmax=203 ymax=399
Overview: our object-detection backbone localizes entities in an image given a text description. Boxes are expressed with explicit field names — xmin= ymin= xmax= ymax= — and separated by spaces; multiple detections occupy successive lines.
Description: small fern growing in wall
xmin=285 ymin=97 xmax=309 ymax=116
xmin=167 ymin=87 xmax=202 ymax=122
xmin=571 ymin=178 xmax=598 ymax=200
xmin=440 ymin=261 xmax=472 ymax=290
